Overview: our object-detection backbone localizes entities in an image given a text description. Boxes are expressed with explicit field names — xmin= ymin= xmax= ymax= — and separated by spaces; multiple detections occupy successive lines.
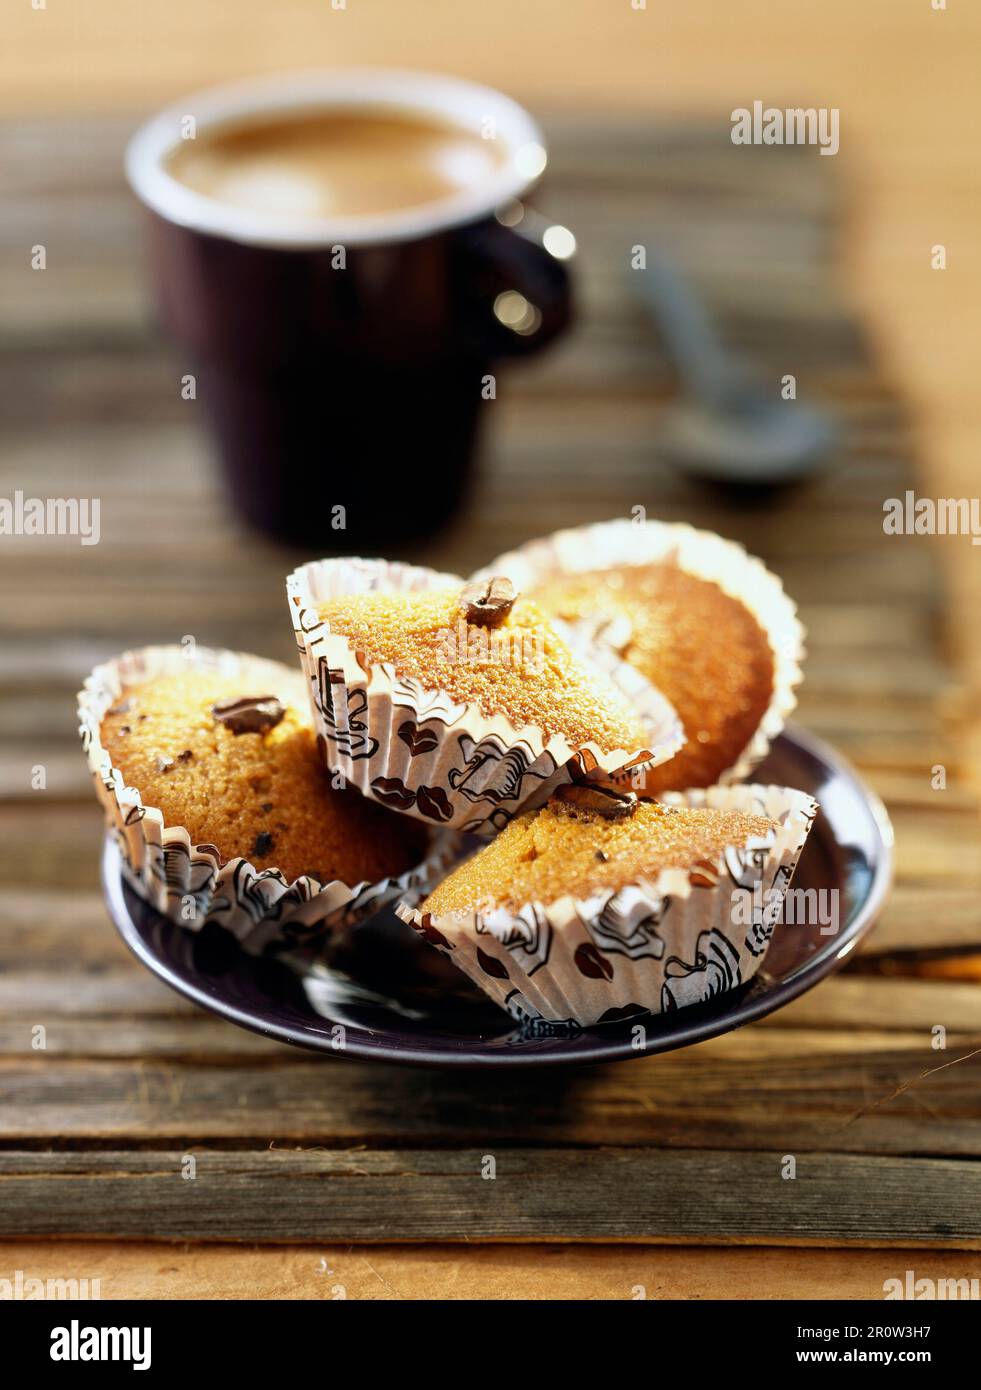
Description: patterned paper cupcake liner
xmin=77 ymin=645 xmax=458 ymax=954
xmin=397 ymin=784 xmax=818 ymax=1027
xmin=286 ymin=557 xmax=685 ymax=837
xmin=474 ymin=517 xmax=805 ymax=788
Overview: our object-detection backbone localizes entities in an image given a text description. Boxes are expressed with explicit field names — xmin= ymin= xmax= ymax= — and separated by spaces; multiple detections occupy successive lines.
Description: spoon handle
xmin=634 ymin=250 xmax=736 ymax=404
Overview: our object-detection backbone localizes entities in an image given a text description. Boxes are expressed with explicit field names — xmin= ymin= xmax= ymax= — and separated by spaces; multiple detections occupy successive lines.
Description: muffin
xmin=287 ymin=557 xmax=684 ymax=836
xmin=398 ymin=782 xmax=818 ymax=1026
xmin=79 ymin=646 xmax=453 ymax=949
xmin=474 ymin=518 xmax=804 ymax=792
xmin=314 ymin=587 xmax=650 ymax=753
xmin=532 ymin=563 xmax=774 ymax=790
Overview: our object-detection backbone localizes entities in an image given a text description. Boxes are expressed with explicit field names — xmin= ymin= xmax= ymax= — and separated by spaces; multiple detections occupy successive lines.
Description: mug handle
xmin=460 ymin=204 xmax=574 ymax=358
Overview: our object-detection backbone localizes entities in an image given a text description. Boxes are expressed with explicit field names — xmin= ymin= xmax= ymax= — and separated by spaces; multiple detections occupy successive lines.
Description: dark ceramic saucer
xmin=104 ymin=725 xmax=893 ymax=1069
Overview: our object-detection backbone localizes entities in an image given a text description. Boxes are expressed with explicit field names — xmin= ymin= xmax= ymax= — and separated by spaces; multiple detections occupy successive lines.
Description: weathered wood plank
xmin=857 ymin=887 xmax=981 ymax=955
xmin=5 ymin=1237 xmax=981 ymax=1299
xmin=1 ymin=1032 xmax=978 ymax=1156
xmin=756 ymin=977 xmax=981 ymax=1033
xmin=0 ymin=1148 xmax=978 ymax=1247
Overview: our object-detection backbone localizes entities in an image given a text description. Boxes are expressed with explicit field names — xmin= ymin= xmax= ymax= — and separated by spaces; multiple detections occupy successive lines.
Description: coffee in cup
xmin=166 ymin=107 xmax=509 ymax=222
xmin=127 ymin=71 xmax=574 ymax=547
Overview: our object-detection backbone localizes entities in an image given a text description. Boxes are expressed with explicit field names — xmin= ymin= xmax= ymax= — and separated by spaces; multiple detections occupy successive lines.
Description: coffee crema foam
xmin=166 ymin=108 xmax=507 ymax=220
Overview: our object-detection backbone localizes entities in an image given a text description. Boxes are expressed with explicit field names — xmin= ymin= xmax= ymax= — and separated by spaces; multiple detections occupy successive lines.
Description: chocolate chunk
xmin=260 ymin=802 xmax=273 ymax=814
xmin=252 ymin=831 xmax=275 ymax=858
xmin=459 ymin=576 xmax=517 ymax=628
xmin=595 ymin=849 xmax=610 ymax=863
xmin=211 ymin=695 xmax=285 ymax=736
xmin=177 ymin=750 xmax=194 ymax=763
xmin=554 ymin=782 xmax=638 ymax=819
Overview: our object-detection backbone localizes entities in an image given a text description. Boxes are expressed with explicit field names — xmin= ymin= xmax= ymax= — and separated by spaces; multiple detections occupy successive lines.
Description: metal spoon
xmin=634 ymin=250 xmax=838 ymax=485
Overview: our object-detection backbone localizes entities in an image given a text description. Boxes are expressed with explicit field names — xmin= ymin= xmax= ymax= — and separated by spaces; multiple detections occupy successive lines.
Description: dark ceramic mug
xmin=126 ymin=71 xmax=574 ymax=547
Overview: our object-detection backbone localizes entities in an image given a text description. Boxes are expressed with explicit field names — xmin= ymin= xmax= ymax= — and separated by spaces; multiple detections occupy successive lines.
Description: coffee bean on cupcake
xmin=399 ymin=783 xmax=818 ymax=1025
xmin=99 ymin=656 xmax=428 ymax=886
xmin=80 ymin=646 xmax=455 ymax=946
xmin=288 ymin=557 xmax=685 ymax=836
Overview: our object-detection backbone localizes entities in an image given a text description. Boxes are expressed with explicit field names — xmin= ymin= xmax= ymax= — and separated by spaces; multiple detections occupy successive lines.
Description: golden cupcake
xmin=475 ymin=518 xmax=804 ymax=793
xmin=399 ymin=781 xmax=818 ymax=1026
xmin=287 ymin=558 xmax=684 ymax=835
xmin=79 ymin=646 xmax=450 ymax=948
xmin=315 ymin=585 xmax=649 ymax=754
xmin=532 ymin=562 xmax=774 ymax=790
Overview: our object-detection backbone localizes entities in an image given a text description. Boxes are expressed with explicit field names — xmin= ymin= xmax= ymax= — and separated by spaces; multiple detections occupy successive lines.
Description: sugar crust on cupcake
xmin=315 ymin=587 xmax=651 ymax=754
xmin=420 ymin=795 xmax=777 ymax=916
xmin=99 ymin=659 xmax=428 ymax=886
xmin=531 ymin=562 xmax=775 ymax=790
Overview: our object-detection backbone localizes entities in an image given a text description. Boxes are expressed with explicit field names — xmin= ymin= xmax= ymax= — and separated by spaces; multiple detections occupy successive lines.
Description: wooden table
xmin=2 ymin=106 xmax=980 ymax=1297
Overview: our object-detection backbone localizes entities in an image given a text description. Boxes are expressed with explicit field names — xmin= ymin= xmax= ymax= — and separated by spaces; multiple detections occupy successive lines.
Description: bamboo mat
xmin=1 ymin=114 xmax=978 ymax=1246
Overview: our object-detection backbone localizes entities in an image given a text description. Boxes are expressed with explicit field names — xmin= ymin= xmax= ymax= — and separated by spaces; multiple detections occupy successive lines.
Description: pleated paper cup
xmin=286 ymin=557 xmax=685 ymax=837
xmin=78 ymin=644 xmax=458 ymax=953
xmin=474 ymin=517 xmax=805 ymax=787
xmin=397 ymin=784 xmax=818 ymax=1027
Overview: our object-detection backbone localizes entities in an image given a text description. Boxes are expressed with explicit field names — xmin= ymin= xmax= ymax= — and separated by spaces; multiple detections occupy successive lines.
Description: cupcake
xmin=397 ymin=782 xmax=818 ymax=1026
xmin=78 ymin=646 xmax=454 ymax=951
xmin=475 ymin=518 xmax=804 ymax=792
xmin=287 ymin=557 xmax=684 ymax=836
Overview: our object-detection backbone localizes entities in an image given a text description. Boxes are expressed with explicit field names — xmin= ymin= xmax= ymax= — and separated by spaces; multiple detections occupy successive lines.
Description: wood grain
xmin=2 ymin=1148 xmax=980 ymax=1248
xmin=2 ymin=1028 xmax=980 ymax=1157
xmin=6 ymin=1238 xmax=981 ymax=1300
xmin=0 ymin=111 xmax=977 ymax=1252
